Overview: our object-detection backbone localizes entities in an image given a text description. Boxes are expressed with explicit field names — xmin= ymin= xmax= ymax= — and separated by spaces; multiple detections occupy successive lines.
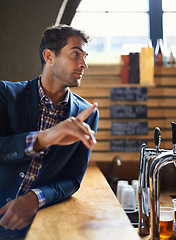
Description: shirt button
xmin=19 ymin=172 xmax=25 ymax=178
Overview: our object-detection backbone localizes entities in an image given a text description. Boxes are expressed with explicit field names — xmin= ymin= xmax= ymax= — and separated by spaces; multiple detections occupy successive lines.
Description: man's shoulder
xmin=0 ymin=78 xmax=38 ymax=92
xmin=71 ymin=91 xmax=99 ymax=120
xmin=71 ymin=92 xmax=91 ymax=109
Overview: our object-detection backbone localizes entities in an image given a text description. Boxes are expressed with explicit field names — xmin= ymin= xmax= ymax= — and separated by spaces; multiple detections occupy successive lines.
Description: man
xmin=0 ymin=25 xmax=99 ymax=239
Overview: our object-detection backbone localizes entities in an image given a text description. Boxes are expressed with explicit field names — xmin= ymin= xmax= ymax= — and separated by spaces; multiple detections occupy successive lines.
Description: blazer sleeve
xmin=39 ymin=107 xmax=99 ymax=207
xmin=0 ymin=81 xmax=31 ymax=164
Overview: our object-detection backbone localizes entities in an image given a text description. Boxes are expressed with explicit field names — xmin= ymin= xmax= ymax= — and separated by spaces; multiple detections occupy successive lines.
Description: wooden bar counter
xmin=25 ymin=165 xmax=141 ymax=240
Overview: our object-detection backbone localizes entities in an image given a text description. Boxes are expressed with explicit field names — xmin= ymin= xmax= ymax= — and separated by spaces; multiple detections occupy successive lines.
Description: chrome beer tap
xmin=149 ymin=122 xmax=176 ymax=240
xmin=138 ymin=127 xmax=168 ymax=236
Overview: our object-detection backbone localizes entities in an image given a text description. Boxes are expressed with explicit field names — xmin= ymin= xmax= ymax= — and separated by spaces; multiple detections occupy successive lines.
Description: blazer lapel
xmin=69 ymin=91 xmax=79 ymax=117
xmin=25 ymin=78 xmax=39 ymax=131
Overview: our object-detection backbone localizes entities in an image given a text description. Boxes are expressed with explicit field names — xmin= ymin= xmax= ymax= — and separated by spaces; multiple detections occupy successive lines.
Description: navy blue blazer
xmin=0 ymin=77 xmax=99 ymax=209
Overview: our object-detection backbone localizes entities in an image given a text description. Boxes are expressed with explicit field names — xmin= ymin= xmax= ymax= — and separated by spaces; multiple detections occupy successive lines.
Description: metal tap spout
xmin=138 ymin=128 xmax=163 ymax=236
xmin=149 ymin=122 xmax=176 ymax=240
xmin=149 ymin=151 xmax=175 ymax=240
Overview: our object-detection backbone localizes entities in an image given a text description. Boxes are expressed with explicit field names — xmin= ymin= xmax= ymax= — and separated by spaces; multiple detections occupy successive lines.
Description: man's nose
xmin=80 ymin=58 xmax=88 ymax=69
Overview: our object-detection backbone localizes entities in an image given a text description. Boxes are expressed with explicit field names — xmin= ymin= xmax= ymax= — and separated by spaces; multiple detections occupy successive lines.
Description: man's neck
xmin=40 ymin=75 xmax=68 ymax=107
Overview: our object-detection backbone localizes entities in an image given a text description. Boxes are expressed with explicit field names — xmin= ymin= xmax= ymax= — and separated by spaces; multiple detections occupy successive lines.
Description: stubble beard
xmin=66 ymin=77 xmax=81 ymax=88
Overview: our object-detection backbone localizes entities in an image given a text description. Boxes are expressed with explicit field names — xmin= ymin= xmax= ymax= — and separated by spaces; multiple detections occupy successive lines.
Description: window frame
xmin=73 ymin=0 xmax=164 ymax=50
xmin=70 ymin=0 xmax=175 ymax=59
xmin=149 ymin=0 xmax=163 ymax=49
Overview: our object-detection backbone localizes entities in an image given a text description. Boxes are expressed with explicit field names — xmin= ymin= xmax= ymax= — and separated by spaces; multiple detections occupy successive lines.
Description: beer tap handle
xmin=171 ymin=122 xmax=176 ymax=156
xmin=154 ymin=127 xmax=161 ymax=152
xmin=171 ymin=122 xmax=176 ymax=144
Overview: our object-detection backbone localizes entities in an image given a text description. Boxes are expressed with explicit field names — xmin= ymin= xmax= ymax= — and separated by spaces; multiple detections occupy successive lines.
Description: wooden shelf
xmin=72 ymin=65 xmax=176 ymax=163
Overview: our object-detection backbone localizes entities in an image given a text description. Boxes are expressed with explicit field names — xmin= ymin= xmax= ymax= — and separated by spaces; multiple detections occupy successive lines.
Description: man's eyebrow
xmin=71 ymin=46 xmax=88 ymax=55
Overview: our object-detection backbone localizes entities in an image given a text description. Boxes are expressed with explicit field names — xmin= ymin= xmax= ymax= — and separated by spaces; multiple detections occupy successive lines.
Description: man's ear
xmin=42 ymin=49 xmax=55 ymax=64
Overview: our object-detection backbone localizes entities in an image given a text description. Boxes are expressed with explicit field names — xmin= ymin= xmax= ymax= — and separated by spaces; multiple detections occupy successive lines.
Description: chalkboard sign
xmin=110 ymin=105 xmax=147 ymax=119
xmin=111 ymin=87 xmax=147 ymax=101
xmin=110 ymin=139 xmax=147 ymax=152
xmin=111 ymin=122 xmax=148 ymax=136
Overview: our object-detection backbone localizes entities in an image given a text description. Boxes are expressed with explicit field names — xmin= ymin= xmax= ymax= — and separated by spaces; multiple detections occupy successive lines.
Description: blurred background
xmin=0 ymin=0 xmax=176 ymax=80
xmin=1 ymin=0 xmax=176 ymax=193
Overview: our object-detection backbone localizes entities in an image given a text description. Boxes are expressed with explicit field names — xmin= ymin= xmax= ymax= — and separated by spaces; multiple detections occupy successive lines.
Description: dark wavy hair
xmin=39 ymin=24 xmax=90 ymax=69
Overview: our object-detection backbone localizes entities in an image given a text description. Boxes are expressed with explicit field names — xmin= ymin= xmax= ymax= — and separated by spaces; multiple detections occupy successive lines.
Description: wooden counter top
xmin=25 ymin=165 xmax=141 ymax=240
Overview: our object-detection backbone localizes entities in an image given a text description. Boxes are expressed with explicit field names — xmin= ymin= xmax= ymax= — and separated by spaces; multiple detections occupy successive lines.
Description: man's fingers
xmin=0 ymin=202 xmax=11 ymax=216
xmin=8 ymin=219 xmax=28 ymax=231
xmin=77 ymin=102 xmax=98 ymax=122
xmin=68 ymin=118 xmax=96 ymax=149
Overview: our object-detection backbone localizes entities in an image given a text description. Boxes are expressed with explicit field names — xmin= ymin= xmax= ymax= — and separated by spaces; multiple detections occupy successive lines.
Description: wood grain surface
xmin=25 ymin=165 xmax=141 ymax=240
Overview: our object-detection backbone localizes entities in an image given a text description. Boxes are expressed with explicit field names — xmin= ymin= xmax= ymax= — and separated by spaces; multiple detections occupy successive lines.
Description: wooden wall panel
xmin=72 ymin=65 xmax=176 ymax=163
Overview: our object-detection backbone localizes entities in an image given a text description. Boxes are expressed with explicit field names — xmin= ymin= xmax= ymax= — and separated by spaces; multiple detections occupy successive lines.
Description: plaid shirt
xmin=16 ymin=77 xmax=70 ymax=208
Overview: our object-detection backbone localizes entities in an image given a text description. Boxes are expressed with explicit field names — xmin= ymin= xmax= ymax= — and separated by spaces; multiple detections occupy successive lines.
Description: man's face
xmin=51 ymin=36 xmax=88 ymax=88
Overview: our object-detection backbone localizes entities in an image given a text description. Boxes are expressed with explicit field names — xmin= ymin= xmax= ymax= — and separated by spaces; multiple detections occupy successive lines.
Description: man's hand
xmin=34 ymin=102 xmax=98 ymax=151
xmin=0 ymin=192 xmax=39 ymax=230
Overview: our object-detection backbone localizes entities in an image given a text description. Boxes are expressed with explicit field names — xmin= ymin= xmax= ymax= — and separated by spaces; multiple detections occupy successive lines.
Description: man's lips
xmin=74 ymin=71 xmax=83 ymax=78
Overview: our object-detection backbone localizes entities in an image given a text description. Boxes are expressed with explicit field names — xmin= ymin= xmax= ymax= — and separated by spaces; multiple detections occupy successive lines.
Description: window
xmin=71 ymin=0 xmax=176 ymax=64
xmin=162 ymin=0 xmax=176 ymax=58
xmin=71 ymin=0 xmax=149 ymax=63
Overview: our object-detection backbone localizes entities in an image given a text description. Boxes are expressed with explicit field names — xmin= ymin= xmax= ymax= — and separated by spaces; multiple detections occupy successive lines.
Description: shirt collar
xmin=38 ymin=76 xmax=69 ymax=106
